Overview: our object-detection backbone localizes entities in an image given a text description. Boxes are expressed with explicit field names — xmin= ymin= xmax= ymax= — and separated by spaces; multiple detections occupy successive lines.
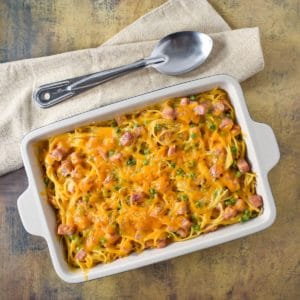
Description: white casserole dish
xmin=17 ymin=75 xmax=280 ymax=283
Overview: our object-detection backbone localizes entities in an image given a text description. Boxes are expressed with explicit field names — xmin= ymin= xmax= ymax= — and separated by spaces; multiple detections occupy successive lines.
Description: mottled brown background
xmin=0 ymin=0 xmax=299 ymax=299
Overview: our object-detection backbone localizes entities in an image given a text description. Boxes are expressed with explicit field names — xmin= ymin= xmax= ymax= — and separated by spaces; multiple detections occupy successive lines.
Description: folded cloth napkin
xmin=0 ymin=0 xmax=264 ymax=176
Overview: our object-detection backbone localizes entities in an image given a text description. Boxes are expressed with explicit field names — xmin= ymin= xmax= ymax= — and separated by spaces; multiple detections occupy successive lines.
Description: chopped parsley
xmin=213 ymin=189 xmax=221 ymax=198
xmin=176 ymin=168 xmax=185 ymax=176
xmin=149 ymin=188 xmax=157 ymax=198
xmin=142 ymin=148 xmax=150 ymax=155
xmin=43 ymin=177 xmax=49 ymax=186
xmin=195 ymin=200 xmax=205 ymax=208
xmin=111 ymin=120 xmax=118 ymax=127
xmin=236 ymin=171 xmax=242 ymax=178
xmin=82 ymin=194 xmax=90 ymax=201
xmin=114 ymin=185 xmax=121 ymax=191
xmin=224 ymin=198 xmax=237 ymax=206
xmin=187 ymin=160 xmax=196 ymax=168
xmin=88 ymin=156 xmax=95 ymax=162
xmin=100 ymin=237 xmax=107 ymax=246
xmin=188 ymin=172 xmax=196 ymax=179
xmin=231 ymin=160 xmax=237 ymax=168
xmin=170 ymin=161 xmax=176 ymax=168
xmin=209 ymin=124 xmax=217 ymax=131
xmin=127 ymin=157 xmax=136 ymax=166
xmin=69 ymin=234 xmax=80 ymax=242
xmin=189 ymin=95 xmax=196 ymax=101
xmin=114 ymin=127 xmax=121 ymax=134
xmin=192 ymin=224 xmax=201 ymax=232
xmin=154 ymin=124 xmax=163 ymax=131
xmin=231 ymin=145 xmax=238 ymax=154
xmin=179 ymin=194 xmax=188 ymax=201
xmin=108 ymin=150 xmax=115 ymax=157
xmin=190 ymin=133 xmax=197 ymax=139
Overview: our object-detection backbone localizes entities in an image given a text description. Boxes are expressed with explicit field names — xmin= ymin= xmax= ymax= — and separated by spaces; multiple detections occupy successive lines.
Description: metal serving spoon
xmin=34 ymin=31 xmax=213 ymax=108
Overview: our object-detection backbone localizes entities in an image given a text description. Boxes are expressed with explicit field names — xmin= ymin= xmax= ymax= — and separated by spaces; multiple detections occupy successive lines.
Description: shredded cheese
xmin=38 ymin=88 xmax=262 ymax=270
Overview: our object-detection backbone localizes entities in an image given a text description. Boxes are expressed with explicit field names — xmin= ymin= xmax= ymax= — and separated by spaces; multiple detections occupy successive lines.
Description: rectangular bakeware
xmin=17 ymin=75 xmax=280 ymax=283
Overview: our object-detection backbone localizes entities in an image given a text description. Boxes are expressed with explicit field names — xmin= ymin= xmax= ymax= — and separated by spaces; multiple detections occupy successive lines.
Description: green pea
xmin=190 ymin=133 xmax=197 ymax=139
xmin=209 ymin=124 xmax=216 ymax=131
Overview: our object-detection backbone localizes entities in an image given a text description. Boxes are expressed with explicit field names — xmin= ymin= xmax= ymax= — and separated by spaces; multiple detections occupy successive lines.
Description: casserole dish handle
xmin=251 ymin=122 xmax=280 ymax=173
xmin=17 ymin=188 xmax=44 ymax=237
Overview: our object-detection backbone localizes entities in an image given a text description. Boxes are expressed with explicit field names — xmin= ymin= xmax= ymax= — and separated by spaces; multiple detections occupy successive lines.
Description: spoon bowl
xmin=150 ymin=31 xmax=213 ymax=75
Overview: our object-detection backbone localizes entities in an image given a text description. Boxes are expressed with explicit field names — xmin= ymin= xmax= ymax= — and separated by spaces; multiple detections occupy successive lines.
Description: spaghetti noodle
xmin=38 ymin=88 xmax=263 ymax=270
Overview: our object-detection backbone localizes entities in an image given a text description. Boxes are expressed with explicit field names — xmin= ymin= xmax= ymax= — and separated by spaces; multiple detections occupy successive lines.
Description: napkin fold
xmin=0 ymin=0 xmax=264 ymax=176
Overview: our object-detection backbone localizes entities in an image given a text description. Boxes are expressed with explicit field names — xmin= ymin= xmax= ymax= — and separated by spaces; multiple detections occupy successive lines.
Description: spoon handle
xmin=34 ymin=57 xmax=164 ymax=108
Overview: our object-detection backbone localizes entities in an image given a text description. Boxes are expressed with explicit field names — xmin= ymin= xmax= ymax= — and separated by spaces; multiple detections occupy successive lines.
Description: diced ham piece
xmin=133 ymin=126 xmax=143 ymax=138
xmin=109 ymin=152 xmax=122 ymax=162
xmin=80 ymin=177 xmax=94 ymax=192
xmin=120 ymin=132 xmax=134 ymax=146
xmin=134 ymin=232 xmax=142 ymax=240
xmin=210 ymin=164 xmax=222 ymax=178
xmin=57 ymin=224 xmax=76 ymax=235
xmin=176 ymin=228 xmax=189 ymax=238
xmin=75 ymin=249 xmax=86 ymax=261
xmin=231 ymin=124 xmax=241 ymax=136
xmin=235 ymin=199 xmax=246 ymax=212
xmin=50 ymin=147 xmax=65 ymax=161
xmin=166 ymin=224 xmax=176 ymax=232
xmin=249 ymin=195 xmax=263 ymax=208
xmin=130 ymin=192 xmax=145 ymax=205
xmin=162 ymin=106 xmax=176 ymax=120
xmin=120 ymin=241 xmax=133 ymax=254
xmin=212 ymin=102 xmax=225 ymax=115
xmin=156 ymin=238 xmax=168 ymax=248
xmin=223 ymin=206 xmax=238 ymax=220
xmin=48 ymin=195 xmax=57 ymax=207
xmin=115 ymin=115 xmax=126 ymax=126
xmin=149 ymin=204 xmax=163 ymax=217
xmin=176 ymin=217 xmax=192 ymax=237
xmin=71 ymin=165 xmax=84 ymax=179
xmin=213 ymin=144 xmax=225 ymax=156
xmin=174 ymin=202 xmax=187 ymax=215
xmin=105 ymin=232 xmax=120 ymax=245
xmin=180 ymin=97 xmax=190 ymax=105
xmin=194 ymin=103 xmax=207 ymax=116
xmin=160 ymin=131 xmax=172 ymax=141
xmin=219 ymin=118 xmax=234 ymax=130
xmin=167 ymin=145 xmax=176 ymax=156
xmin=219 ymin=98 xmax=231 ymax=111
xmin=237 ymin=158 xmax=250 ymax=173
xmin=70 ymin=152 xmax=83 ymax=165
xmin=98 ymin=148 xmax=108 ymax=160
xmin=181 ymin=218 xmax=192 ymax=231
xmin=59 ymin=160 xmax=73 ymax=176
xmin=145 ymin=240 xmax=154 ymax=249
xmin=103 ymin=175 xmax=112 ymax=184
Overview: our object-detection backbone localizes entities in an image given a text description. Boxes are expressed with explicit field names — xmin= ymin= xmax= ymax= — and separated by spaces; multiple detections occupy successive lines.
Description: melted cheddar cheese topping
xmin=38 ymin=88 xmax=263 ymax=270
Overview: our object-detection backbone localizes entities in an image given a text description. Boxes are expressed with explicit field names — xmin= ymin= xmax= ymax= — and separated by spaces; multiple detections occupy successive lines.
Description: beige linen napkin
xmin=0 ymin=0 xmax=264 ymax=176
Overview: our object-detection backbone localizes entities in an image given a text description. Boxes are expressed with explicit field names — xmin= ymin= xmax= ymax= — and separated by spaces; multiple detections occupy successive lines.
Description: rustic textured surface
xmin=0 ymin=0 xmax=299 ymax=299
